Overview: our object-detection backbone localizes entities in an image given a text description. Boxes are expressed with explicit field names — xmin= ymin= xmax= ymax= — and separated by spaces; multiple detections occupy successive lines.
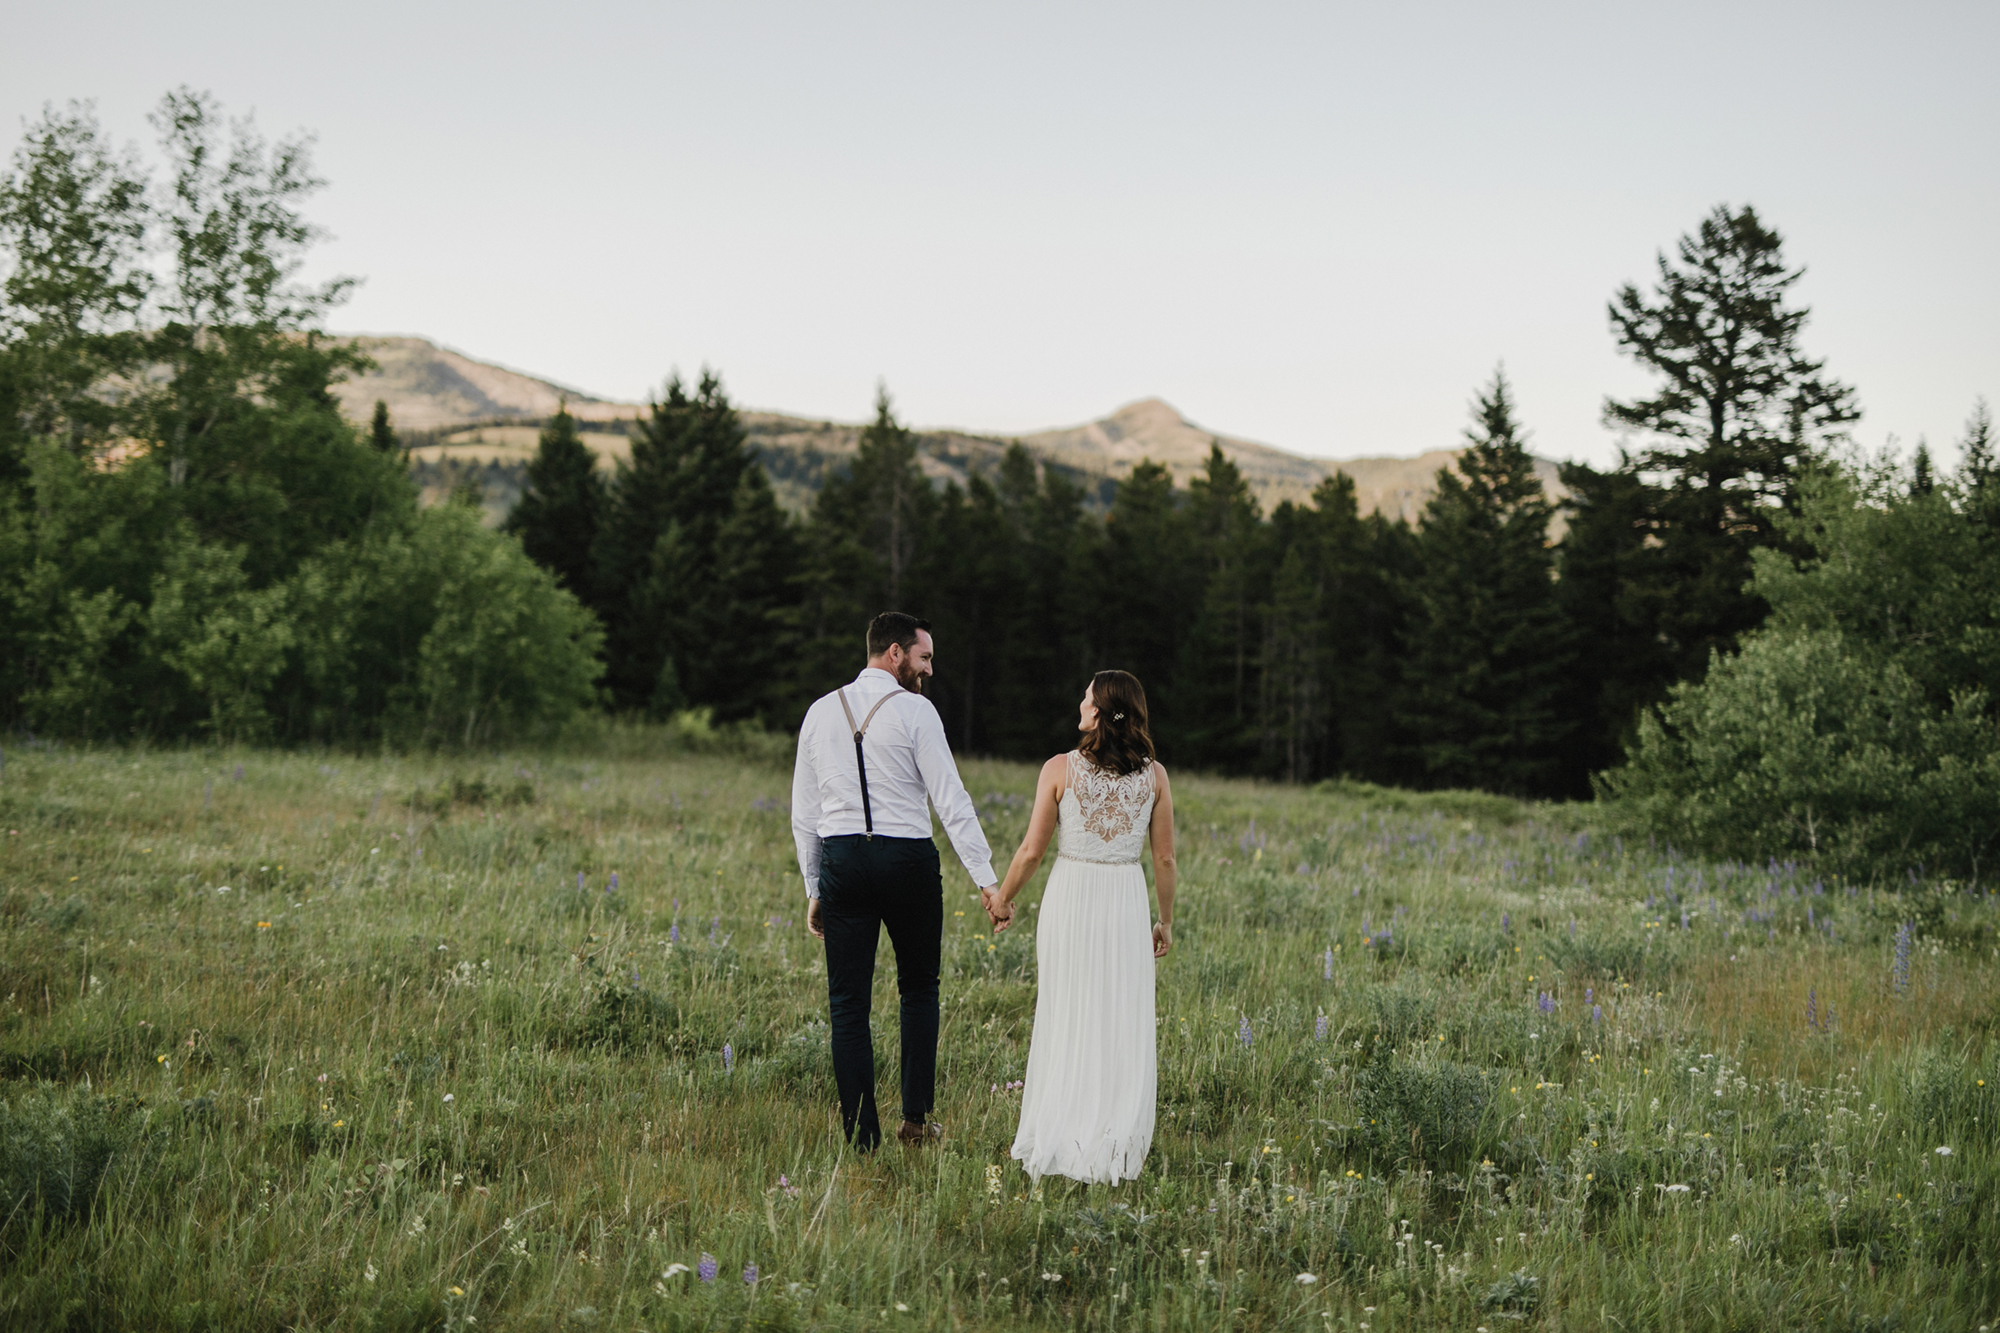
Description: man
xmin=792 ymin=612 xmax=997 ymax=1150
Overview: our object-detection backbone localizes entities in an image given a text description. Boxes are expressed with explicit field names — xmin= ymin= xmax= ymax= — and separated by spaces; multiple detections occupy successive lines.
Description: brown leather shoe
xmin=897 ymin=1120 xmax=943 ymax=1147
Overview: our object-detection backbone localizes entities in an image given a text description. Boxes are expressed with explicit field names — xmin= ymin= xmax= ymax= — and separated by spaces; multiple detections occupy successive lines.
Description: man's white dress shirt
xmin=791 ymin=667 xmax=996 ymax=898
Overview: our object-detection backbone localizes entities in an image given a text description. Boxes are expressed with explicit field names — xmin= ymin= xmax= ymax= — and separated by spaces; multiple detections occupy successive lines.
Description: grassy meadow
xmin=0 ymin=733 xmax=1995 ymax=1332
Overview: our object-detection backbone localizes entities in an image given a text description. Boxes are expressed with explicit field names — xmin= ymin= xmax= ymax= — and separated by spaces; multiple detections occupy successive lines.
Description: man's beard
xmin=895 ymin=660 xmax=924 ymax=693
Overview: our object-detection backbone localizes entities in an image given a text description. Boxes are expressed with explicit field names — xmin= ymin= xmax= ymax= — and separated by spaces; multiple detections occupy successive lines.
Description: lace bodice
xmin=1057 ymin=751 xmax=1157 ymax=865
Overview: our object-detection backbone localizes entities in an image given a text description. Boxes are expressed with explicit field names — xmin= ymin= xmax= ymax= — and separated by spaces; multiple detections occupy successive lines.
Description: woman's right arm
xmin=987 ymin=755 xmax=1067 ymax=933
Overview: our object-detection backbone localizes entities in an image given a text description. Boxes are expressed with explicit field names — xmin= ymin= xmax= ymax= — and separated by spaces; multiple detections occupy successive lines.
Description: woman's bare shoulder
xmin=1150 ymin=759 xmax=1171 ymax=790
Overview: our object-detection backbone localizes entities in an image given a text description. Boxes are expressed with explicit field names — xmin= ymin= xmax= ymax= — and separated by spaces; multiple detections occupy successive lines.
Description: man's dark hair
xmin=867 ymin=611 xmax=932 ymax=658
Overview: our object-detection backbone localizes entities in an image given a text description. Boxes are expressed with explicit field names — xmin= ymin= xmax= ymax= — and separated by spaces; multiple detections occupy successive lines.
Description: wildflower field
xmin=1 ymin=736 xmax=1995 ymax=1332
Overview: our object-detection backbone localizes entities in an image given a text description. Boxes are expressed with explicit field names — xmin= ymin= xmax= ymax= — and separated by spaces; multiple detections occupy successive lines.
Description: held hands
xmin=1152 ymin=921 xmax=1173 ymax=959
xmin=981 ymin=885 xmax=1015 ymax=933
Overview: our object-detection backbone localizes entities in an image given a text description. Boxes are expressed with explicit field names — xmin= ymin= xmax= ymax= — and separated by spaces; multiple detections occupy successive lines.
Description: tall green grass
xmin=0 ymin=738 xmax=1994 ymax=1330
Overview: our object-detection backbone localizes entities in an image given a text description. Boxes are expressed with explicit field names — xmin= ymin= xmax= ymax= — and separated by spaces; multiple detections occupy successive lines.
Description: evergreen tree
xmin=924 ymin=474 xmax=1018 ymax=750
xmin=1177 ymin=443 xmax=1266 ymax=768
xmin=502 ymin=402 xmax=604 ymax=600
xmin=1602 ymin=204 xmax=1859 ymax=681
xmin=704 ymin=462 xmax=801 ymax=723
xmin=1095 ymin=459 xmax=1200 ymax=757
xmin=1399 ymin=369 xmax=1570 ymax=796
xmin=1553 ymin=456 xmax=1670 ymax=791
xmin=1959 ymin=398 xmax=1996 ymax=522
xmin=790 ymin=386 xmax=938 ymax=712
xmin=595 ymin=371 xmax=783 ymax=717
xmin=1255 ymin=473 xmax=1408 ymax=783
xmin=369 ymin=399 xmax=397 ymax=452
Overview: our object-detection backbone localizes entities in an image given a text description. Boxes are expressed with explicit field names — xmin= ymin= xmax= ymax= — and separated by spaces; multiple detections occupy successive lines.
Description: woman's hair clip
xmin=1113 ymin=712 xmax=1126 ymax=720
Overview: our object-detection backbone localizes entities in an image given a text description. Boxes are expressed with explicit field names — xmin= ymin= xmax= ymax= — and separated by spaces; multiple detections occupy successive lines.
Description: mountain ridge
xmin=332 ymin=335 xmax=1564 ymax=523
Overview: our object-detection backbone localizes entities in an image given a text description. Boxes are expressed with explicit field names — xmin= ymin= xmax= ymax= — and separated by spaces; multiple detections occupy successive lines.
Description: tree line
xmin=505 ymin=207 xmax=1990 ymax=816
xmin=4 ymin=94 xmax=1994 ymax=874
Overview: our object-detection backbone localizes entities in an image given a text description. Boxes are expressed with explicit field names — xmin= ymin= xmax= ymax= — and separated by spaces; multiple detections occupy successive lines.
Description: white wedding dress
xmin=1010 ymin=751 xmax=1158 ymax=1183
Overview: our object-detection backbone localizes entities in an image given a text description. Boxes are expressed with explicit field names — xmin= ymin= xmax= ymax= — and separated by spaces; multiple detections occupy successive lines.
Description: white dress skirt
xmin=1010 ymin=754 xmax=1159 ymax=1184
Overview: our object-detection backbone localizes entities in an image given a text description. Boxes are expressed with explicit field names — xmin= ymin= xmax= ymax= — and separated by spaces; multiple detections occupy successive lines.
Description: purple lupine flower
xmin=1323 ymin=947 xmax=1333 ymax=980
xmin=1591 ymin=1004 xmax=1602 ymax=1024
xmin=669 ymin=923 xmax=680 ymax=944
xmin=1239 ymin=1015 xmax=1253 ymax=1049
xmin=1537 ymin=992 xmax=1555 ymax=1016
xmin=1584 ymin=987 xmax=1593 ymax=1003
xmin=1893 ymin=921 xmax=1913 ymax=994
xmin=608 ymin=871 xmax=618 ymax=893
xmin=578 ymin=871 xmax=586 ymax=890
xmin=743 ymin=1263 xmax=758 ymax=1286
xmin=698 ymin=1254 xmax=718 ymax=1283
xmin=723 ymin=1044 xmax=734 ymax=1071
xmin=1501 ymin=912 xmax=1510 ymax=933
xmin=1315 ymin=1014 xmax=1329 ymax=1041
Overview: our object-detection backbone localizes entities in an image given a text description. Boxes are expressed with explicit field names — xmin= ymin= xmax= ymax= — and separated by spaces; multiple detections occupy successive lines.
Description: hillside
xmin=335 ymin=336 xmax=1565 ymax=523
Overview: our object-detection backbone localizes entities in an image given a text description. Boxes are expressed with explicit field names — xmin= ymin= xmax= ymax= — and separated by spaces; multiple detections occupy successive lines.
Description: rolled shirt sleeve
xmin=911 ymin=699 xmax=996 ymax=887
xmin=791 ymin=714 xmax=824 ymax=898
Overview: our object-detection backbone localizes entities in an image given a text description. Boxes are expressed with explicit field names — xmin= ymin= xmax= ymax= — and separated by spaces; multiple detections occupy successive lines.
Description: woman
xmin=984 ymin=669 xmax=1176 ymax=1183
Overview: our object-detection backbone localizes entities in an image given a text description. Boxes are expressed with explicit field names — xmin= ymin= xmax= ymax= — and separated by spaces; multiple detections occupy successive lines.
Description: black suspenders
xmin=835 ymin=688 xmax=900 ymax=838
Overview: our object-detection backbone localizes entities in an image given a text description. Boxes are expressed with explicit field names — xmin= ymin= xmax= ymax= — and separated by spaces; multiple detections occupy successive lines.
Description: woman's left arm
xmin=1148 ymin=762 xmax=1176 ymax=958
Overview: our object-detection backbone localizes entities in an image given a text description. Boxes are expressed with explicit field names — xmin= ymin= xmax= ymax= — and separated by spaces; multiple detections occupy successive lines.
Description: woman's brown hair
xmin=1076 ymin=670 xmax=1156 ymax=777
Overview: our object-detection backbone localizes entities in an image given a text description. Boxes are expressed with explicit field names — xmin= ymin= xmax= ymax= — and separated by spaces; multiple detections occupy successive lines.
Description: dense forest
xmin=4 ymin=94 xmax=1996 ymax=877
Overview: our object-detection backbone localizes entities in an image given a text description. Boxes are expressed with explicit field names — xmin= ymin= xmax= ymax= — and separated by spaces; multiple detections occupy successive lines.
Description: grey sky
xmin=7 ymin=1 xmax=1995 ymax=469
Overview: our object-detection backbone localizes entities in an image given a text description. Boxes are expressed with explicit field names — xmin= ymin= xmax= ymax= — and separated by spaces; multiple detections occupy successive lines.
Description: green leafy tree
xmin=1605 ymin=459 xmax=2000 ymax=877
xmin=287 ymin=500 xmax=603 ymax=745
xmin=1399 ymin=369 xmax=1570 ymax=796
xmin=0 ymin=101 xmax=151 ymax=463
xmin=503 ymin=403 xmax=605 ymax=599
xmin=0 ymin=92 xmax=598 ymax=746
xmin=145 ymin=531 xmax=294 ymax=742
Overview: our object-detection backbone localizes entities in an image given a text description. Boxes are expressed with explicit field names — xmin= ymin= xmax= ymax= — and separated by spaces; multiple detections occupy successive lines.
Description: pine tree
xmin=790 ymin=385 xmax=938 ymax=709
xmin=702 ymin=463 xmax=800 ymax=722
xmin=1399 ymin=368 xmax=1570 ymax=796
xmin=502 ymin=402 xmax=604 ymax=600
xmin=594 ymin=371 xmax=781 ymax=716
xmin=1603 ymin=203 xmax=1859 ymax=680
xmin=1178 ymin=443 xmax=1266 ymax=768
xmin=1553 ymin=456 xmax=1670 ymax=791
xmin=1958 ymin=398 xmax=1996 ymax=523
xmin=369 ymin=400 xmax=397 ymax=453
xmin=1096 ymin=460 xmax=1199 ymax=755
xmin=1255 ymin=472 xmax=1407 ymax=783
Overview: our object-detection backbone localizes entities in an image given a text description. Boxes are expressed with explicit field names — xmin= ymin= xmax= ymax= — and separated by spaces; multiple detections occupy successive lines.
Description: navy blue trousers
xmin=818 ymin=834 xmax=943 ymax=1150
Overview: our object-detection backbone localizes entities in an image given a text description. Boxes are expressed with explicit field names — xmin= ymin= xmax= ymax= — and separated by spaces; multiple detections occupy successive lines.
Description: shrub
xmin=1352 ymin=1053 xmax=1495 ymax=1169
xmin=1601 ymin=629 xmax=2000 ymax=880
xmin=0 ymin=1089 xmax=142 ymax=1233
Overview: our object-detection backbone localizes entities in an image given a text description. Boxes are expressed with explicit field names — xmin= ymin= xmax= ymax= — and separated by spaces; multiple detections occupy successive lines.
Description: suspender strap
xmin=835 ymin=688 xmax=901 ymax=837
